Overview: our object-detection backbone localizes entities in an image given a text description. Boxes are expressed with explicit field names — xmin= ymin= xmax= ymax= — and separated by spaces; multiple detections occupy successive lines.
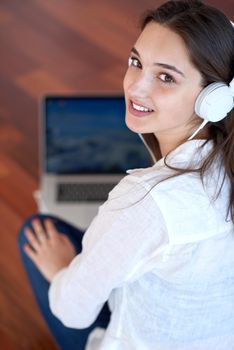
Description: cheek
xmin=151 ymin=88 xmax=179 ymax=112
xmin=150 ymin=88 xmax=197 ymax=127
xmin=181 ymin=88 xmax=200 ymax=117
xmin=157 ymin=86 xmax=198 ymax=116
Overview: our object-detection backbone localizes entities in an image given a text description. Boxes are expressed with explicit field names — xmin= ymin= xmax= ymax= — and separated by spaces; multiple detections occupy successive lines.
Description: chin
xmin=125 ymin=114 xmax=147 ymax=134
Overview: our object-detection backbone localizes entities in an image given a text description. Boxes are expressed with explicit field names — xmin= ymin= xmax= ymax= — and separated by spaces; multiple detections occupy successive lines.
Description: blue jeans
xmin=17 ymin=214 xmax=111 ymax=350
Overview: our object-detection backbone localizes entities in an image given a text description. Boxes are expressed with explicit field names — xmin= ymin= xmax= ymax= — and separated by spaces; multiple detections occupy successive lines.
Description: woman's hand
xmin=23 ymin=218 xmax=77 ymax=283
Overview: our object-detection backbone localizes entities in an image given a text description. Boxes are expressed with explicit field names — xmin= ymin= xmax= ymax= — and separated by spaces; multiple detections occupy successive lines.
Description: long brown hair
xmin=139 ymin=0 xmax=234 ymax=222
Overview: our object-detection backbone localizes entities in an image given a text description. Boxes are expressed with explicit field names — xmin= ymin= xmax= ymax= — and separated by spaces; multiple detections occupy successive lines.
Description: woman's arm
xmin=48 ymin=176 xmax=169 ymax=329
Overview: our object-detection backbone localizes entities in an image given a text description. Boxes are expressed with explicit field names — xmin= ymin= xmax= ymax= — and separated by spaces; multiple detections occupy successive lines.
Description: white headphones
xmin=188 ymin=20 xmax=234 ymax=140
xmin=195 ymin=80 xmax=234 ymax=123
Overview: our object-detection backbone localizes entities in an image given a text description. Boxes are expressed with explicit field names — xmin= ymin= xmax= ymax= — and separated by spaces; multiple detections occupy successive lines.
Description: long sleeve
xmin=49 ymin=140 xmax=234 ymax=349
xmin=48 ymin=174 xmax=169 ymax=328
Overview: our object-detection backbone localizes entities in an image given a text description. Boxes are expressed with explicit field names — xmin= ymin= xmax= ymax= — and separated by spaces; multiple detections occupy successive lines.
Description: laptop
xmin=36 ymin=95 xmax=153 ymax=229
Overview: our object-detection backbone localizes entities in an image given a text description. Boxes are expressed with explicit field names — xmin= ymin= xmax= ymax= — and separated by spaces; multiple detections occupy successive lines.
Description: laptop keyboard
xmin=57 ymin=183 xmax=116 ymax=202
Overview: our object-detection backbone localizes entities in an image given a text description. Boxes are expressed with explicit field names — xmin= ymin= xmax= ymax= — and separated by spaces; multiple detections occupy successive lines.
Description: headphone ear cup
xmin=195 ymin=82 xmax=234 ymax=122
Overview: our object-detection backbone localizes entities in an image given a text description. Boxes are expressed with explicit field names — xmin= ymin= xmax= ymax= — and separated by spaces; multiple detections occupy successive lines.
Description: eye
xmin=159 ymin=73 xmax=175 ymax=84
xmin=128 ymin=56 xmax=142 ymax=68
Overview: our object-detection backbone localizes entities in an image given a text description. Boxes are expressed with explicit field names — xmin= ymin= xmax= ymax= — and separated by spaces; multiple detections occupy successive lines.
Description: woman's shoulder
xmin=107 ymin=139 xmax=211 ymax=204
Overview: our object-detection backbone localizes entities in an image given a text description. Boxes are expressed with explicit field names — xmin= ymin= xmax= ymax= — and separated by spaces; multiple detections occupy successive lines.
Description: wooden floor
xmin=0 ymin=1 xmax=233 ymax=349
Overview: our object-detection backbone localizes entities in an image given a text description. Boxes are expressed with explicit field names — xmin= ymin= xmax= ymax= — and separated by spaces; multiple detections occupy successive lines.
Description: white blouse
xmin=49 ymin=139 xmax=234 ymax=350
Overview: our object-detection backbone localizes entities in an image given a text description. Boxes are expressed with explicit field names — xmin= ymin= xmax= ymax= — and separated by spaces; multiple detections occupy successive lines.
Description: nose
xmin=127 ymin=72 xmax=154 ymax=100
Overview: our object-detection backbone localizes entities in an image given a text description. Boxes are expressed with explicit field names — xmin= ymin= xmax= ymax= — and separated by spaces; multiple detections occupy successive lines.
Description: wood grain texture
xmin=0 ymin=0 xmax=233 ymax=349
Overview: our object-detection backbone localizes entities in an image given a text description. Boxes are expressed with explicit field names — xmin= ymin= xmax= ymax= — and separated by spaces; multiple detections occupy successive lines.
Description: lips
xmin=128 ymin=100 xmax=154 ymax=117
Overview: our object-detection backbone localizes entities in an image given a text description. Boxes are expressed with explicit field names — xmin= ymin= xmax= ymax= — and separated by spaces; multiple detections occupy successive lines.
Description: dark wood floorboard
xmin=0 ymin=1 xmax=233 ymax=349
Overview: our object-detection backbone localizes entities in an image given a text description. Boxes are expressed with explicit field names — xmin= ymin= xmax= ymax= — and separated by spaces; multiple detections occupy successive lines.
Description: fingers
xmin=24 ymin=219 xmax=49 ymax=256
xmin=44 ymin=219 xmax=58 ymax=240
xmin=23 ymin=218 xmax=61 ymax=271
xmin=23 ymin=218 xmax=59 ymax=258
xmin=24 ymin=227 xmax=41 ymax=252
xmin=32 ymin=219 xmax=48 ymax=243
xmin=23 ymin=242 xmax=37 ymax=263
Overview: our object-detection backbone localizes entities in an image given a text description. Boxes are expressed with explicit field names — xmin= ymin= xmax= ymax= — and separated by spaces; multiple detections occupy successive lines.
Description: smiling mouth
xmin=128 ymin=100 xmax=154 ymax=117
xmin=132 ymin=101 xmax=154 ymax=112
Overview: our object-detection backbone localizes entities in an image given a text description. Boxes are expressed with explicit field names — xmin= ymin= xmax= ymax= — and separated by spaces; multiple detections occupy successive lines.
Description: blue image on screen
xmin=45 ymin=96 xmax=153 ymax=174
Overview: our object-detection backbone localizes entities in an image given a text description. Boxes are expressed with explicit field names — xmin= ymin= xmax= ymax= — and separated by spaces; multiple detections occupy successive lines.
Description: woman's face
xmin=123 ymin=22 xmax=204 ymax=147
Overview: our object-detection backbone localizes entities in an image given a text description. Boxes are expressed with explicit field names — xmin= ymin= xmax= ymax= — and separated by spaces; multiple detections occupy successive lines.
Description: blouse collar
xmin=155 ymin=139 xmax=214 ymax=168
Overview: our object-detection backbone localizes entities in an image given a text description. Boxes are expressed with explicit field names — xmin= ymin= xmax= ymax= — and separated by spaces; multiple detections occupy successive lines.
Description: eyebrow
xmin=131 ymin=47 xmax=185 ymax=78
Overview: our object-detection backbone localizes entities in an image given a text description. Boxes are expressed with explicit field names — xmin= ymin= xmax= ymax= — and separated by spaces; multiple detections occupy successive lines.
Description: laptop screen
xmin=44 ymin=96 xmax=153 ymax=174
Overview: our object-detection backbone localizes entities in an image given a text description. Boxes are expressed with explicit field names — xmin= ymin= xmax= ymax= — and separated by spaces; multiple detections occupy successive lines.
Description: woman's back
xmin=92 ymin=140 xmax=234 ymax=349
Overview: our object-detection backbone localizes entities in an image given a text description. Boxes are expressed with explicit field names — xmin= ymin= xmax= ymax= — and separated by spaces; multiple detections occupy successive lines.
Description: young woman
xmin=18 ymin=0 xmax=234 ymax=349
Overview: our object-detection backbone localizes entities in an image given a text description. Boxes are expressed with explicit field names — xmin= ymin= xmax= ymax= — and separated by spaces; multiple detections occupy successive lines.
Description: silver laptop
xmin=37 ymin=95 xmax=153 ymax=229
